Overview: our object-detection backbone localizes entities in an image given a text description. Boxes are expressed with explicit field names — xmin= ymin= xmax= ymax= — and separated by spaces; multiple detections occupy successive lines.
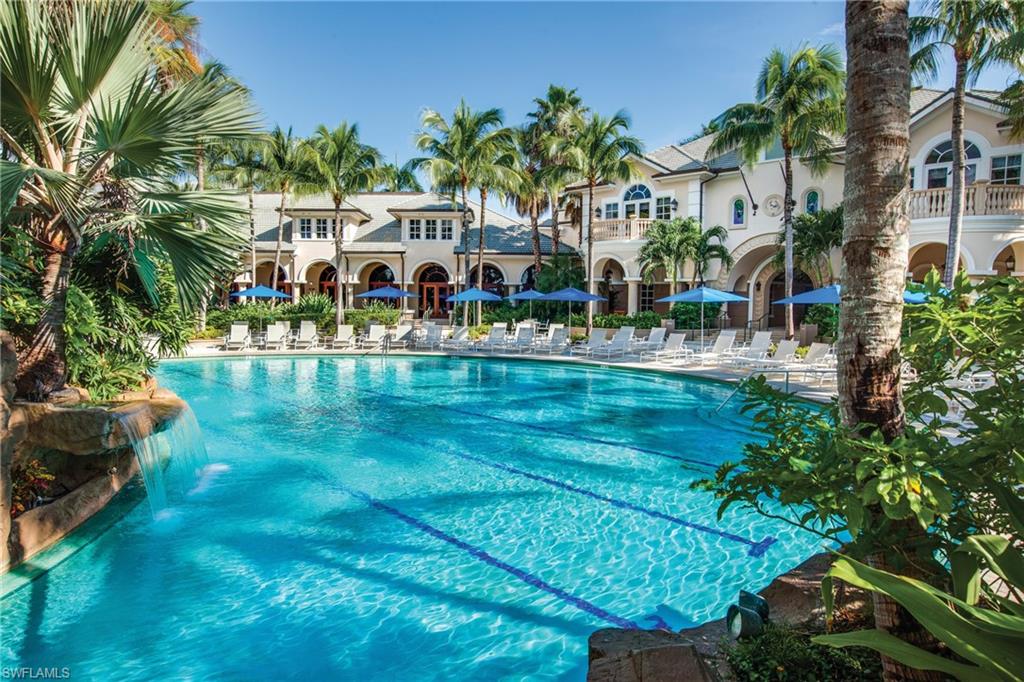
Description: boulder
xmin=588 ymin=629 xmax=715 ymax=682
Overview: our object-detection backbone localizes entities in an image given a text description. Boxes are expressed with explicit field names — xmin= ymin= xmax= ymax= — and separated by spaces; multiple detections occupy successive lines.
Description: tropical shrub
xmin=804 ymin=304 xmax=839 ymax=340
xmin=343 ymin=302 xmax=401 ymax=331
xmin=482 ymin=303 xmax=534 ymax=324
xmin=468 ymin=324 xmax=491 ymax=341
xmin=726 ymin=623 xmax=881 ymax=682
xmin=669 ymin=302 xmax=720 ymax=330
xmin=10 ymin=458 xmax=56 ymax=517
xmin=592 ymin=311 xmax=663 ymax=329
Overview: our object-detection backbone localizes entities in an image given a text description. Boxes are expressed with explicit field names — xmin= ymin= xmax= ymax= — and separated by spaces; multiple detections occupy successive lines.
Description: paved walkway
xmin=180 ymin=340 xmax=837 ymax=404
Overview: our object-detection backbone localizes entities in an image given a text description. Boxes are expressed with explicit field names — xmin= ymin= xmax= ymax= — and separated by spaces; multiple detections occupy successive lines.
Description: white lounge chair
xmin=631 ymin=327 xmax=666 ymax=353
xmin=739 ymin=339 xmax=800 ymax=368
xmin=415 ymin=325 xmax=443 ymax=350
xmin=293 ymin=320 xmax=319 ymax=349
xmin=724 ymin=331 xmax=773 ymax=365
xmin=640 ymin=333 xmax=687 ymax=362
xmin=326 ymin=325 xmax=355 ymax=350
xmin=440 ymin=326 xmax=471 ymax=351
xmin=358 ymin=324 xmax=387 ymax=349
xmin=504 ymin=324 xmax=535 ymax=353
xmin=533 ymin=327 xmax=569 ymax=354
xmin=390 ymin=325 xmax=413 ymax=348
xmin=684 ymin=329 xmax=737 ymax=365
xmin=475 ymin=323 xmax=508 ymax=352
xmin=263 ymin=322 xmax=288 ymax=350
xmin=590 ymin=332 xmax=631 ymax=360
xmin=570 ymin=330 xmax=606 ymax=356
xmin=223 ymin=322 xmax=251 ymax=351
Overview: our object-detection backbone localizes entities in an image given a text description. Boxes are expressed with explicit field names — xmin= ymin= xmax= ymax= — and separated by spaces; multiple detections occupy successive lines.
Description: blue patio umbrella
xmin=505 ymin=288 xmax=546 ymax=317
xmin=656 ymin=286 xmax=749 ymax=351
xmin=354 ymin=285 xmax=415 ymax=299
xmin=772 ymin=284 xmax=936 ymax=305
xmin=447 ymin=287 xmax=503 ymax=303
xmin=537 ymin=287 xmax=605 ymax=327
xmin=230 ymin=285 xmax=291 ymax=300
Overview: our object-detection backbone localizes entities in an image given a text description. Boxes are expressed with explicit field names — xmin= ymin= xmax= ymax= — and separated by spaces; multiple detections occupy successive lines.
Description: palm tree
xmin=636 ymin=218 xmax=698 ymax=295
xmin=471 ymin=140 xmax=517 ymax=324
xmin=147 ymin=0 xmax=204 ymax=89
xmin=999 ymin=79 xmax=1024 ymax=141
xmin=506 ymin=126 xmax=548 ymax=277
xmin=216 ymin=139 xmax=267 ymax=295
xmin=410 ymin=101 xmax=513 ymax=323
xmin=708 ymin=45 xmax=845 ymax=339
xmin=692 ymin=224 xmax=734 ymax=286
xmin=772 ymin=204 xmax=844 ymax=285
xmin=529 ymin=85 xmax=588 ymax=255
xmin=559 ymin=111 xmax=643 ymax=330
xmin=377 ymin=162 xmax=423 ymax=192
xmin=844 ymin=4 xmax=942 ymax=680
xmin=263 ymin=126 xmax=315 ymax=299
xmin=304 ymin=123 xmax=385 ymax=327
xmin=1 ymin=0 xmax=258 ymax=397
xmin=911 ymin=0 xmax=1016 ymax=288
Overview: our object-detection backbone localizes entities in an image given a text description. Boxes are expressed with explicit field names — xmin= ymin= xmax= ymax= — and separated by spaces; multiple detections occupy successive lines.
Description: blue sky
xmin=196 ymin=1 xmax=1017 ymax=168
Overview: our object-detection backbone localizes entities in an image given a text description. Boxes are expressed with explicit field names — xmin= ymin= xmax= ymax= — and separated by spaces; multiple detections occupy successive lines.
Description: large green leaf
xmin=954 ymin=536 xmax=1024 ymax=597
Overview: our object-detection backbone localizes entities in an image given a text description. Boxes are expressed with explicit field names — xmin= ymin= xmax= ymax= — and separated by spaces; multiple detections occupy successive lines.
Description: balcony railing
xmin=590 ymin=218 xmax=654 ymax=241
xmin=908 ymin=183 xmax=1024 ymax=220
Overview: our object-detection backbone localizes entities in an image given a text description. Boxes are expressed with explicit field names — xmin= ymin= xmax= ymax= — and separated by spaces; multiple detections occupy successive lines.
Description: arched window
xmin=469 ymin=264 xmax=505 ymax=293
xmin=318 ymin=265 xmax=338 ymax=300
xmin=925 ymin=140 xmax=981 ymax=188
xmin=804 ymin=190 xmax=821 ymax=214
xmin=520 ymin=265 xmax=537 ymax=290
xmin=368 ymin=264 xmax=395 ymax=289
xmin=623 ymin=184 xmax=651 ymax=219
xmin=417 ymin=264 xmax=450 ymax=316
xmin=731 ymin=198 xmax=746 ymax=226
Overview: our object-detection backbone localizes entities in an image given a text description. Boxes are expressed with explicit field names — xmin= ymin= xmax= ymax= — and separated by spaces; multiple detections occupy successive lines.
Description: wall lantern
xmin=1007 ymin=253 xmax=1017 ymax=273
xmin=671 ymin=198 xmax=679 ymax=212
xmin=594 ymin=206 xmax=602 ymax=219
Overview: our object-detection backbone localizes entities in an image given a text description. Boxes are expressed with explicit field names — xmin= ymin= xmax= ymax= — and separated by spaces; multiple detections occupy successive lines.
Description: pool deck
xmin=180 ymin=341 xmax=838 ymax=404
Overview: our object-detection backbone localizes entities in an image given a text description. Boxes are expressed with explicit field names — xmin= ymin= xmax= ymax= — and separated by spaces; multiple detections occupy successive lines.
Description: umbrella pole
xmin=700 ymin=304 xmax=705 ymax=353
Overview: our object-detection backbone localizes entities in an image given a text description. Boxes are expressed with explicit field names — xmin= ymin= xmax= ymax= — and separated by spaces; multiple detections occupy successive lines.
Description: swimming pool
xmin=2 ymin=356 xmax=822 ymax=680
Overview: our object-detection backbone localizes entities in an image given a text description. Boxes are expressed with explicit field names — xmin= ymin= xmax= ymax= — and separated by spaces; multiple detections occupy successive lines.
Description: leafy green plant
xmin=10 ymin=458 xmax=56 ymax=517
xmin=669 ymin=302 xmax=719 ymax=330
xmin=804 ymin=304 xmax=839 ymax=340
xmin=468 ymin=324 xmax=491 ymax=341
xmin=344 ymin=302 xmax=401 ymax=332
xmin=592 ymin=311 xmax=663 ymax=329
xmin=727 ymin=623 xmax=881 ymax=682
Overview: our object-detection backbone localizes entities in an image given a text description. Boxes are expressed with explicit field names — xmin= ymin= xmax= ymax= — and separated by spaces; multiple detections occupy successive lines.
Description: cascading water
xmin=118 ymin=404 xmax=211 ymax=516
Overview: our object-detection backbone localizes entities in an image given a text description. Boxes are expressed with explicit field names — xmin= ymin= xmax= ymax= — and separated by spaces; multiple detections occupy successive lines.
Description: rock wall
xmin=0 ymin=331 xmax=187 ymax=572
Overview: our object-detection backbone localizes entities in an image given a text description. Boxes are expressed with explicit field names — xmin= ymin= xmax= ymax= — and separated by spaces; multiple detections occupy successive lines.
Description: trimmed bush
xmin=726 ymin=624 xmax=881 ymax=682
xmin=669 ymin=302 xmax=720 ymax=330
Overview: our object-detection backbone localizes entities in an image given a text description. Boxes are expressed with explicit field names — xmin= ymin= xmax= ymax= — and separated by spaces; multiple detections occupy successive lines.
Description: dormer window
xmin=623 ymin=184 xmax=651 ymax=219
xmin=408 ymin=219 xmax=422 ymax=240
xmin=299 ymin=218 xmax=312 ymax=239
xmin=425 ymin=219 xmax=438 ymax=240
xmin=441 ymin=219 xmax=453 ymax=239
xmin=315 ymin=218 xmax=330 ymax=239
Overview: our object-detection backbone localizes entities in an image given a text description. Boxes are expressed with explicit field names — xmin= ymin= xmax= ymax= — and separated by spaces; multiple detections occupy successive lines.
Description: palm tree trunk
xmin=842 ymin=3 xmax=941 ymax=679
xmin=549 ymin=190 xmax=561 ymax=257
xmin=530 ymin=201 xmax=542 ymax=276
xmin=335 ymin=204 xmax=345 ymax=327
xmin=460 ymin=183 xmax=470 ymax=325
xmin=196 ymin=145 xmax=209 ymax=331
xmin=15 ymin=233 xmax=75 ymax=399
xmin=783 ymin=146 xmax=796 ymax=339
xmin=586 ymin=183 xmax=595 ymax=332
xmin=248 ymin=184 xmax=256 ymax=297
xmin=476 ymin=187 xmax=488 ymax=325
xmin=270 ymin=188 xmax=287 ymax=305
xmin=943 ymin=56 xmax=968 ymax=288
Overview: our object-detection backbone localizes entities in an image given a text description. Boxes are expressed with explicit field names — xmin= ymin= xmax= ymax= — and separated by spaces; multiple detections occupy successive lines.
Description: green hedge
xmin=669 ymin=302 xmax=720 ymax=329
xmin=804 ymin=303 xmax=838 ymax=340
xmin=203 ymin=299 xmax=400 ymax=335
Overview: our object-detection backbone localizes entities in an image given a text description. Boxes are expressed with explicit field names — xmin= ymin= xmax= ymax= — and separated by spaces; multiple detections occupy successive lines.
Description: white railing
xmin=908 ymin=182 xmax=1024 ymax=220
xmin=591 ymin=218 xmax=654 ymax=241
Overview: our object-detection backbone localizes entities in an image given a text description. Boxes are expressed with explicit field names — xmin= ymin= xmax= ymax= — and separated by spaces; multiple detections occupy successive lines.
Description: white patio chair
xmin=505 ymin=324 xmax=535 ymax=353
xmin=640 ymin=333 xmax=688 ymax=362
xmin=590 ymin=332 xmax=631 ymax=360
xmin=415 ymin=325 xmax=443 ymax=350
xmin=724 ymin=331 xmax=773 ymax=365
xmin=391 ymin=325 xmax=413 ymax=348
xmin=631 ymin=327 xmax=666 ymax=353
xmin=440 ymin=326 xmax=471 ymax=351
xmin=475 ymin=323 xmax=509 ymax=352
xmin=570 ymin=330 xmax=606 ymax=356
xmin=293 ymin=320 xmax=319 ymax=349
xmin=684 ymin=329 xmax=737 ymax=365
xmin=262 ymin=322 xmax=288 ymax=350
xmin=533 ymin=327 xmax=569 ymax=354
xmin=326 ymin=325 xmax=355 ymax=350
xmin=739 ymin=339 xmax=800 ymax=369
xmin=223 ymin=322 xmax=251 ymax=351
xmin=358 ymin=324 xmax=387 ymax=349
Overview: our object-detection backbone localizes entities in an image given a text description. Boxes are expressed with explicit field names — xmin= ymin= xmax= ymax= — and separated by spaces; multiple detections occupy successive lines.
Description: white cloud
xmin=819 ymin=22 xmax=845 ymax=37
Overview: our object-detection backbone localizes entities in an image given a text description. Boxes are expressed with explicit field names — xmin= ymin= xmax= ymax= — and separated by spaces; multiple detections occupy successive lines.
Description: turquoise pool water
xmin=1 ymin=356 xmax=822 ymax=680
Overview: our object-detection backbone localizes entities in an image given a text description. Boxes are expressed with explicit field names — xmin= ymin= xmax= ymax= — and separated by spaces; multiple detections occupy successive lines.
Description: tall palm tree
xmin=559 ymin=111 xmax=643 ymax=330
xmin=636 ymin=217 xmax=698 ymax=295
xmin=1 ymin=0 xmax=258 ymax=397
xmin=529 ymin=85 xmax=588 ymax=255
xmin=708 ymin=44 xmax=845 ymax=339
xmin=263 ymin=126 xmax=315 ymax=298
xmin=773 ymin=204 xmax=844 ymax=285
xmin=377 ymin=162 xmax=423 ymax=192
xmin=410 ymin=101 xmax=512 ymax=323
xmin=506 ymin=126 xmax=548 ymax=277
xmin=999 ymin=79 xmax=1024 ymax=141
xmin=304 ymin=122 xmax=385 ymax=327
xmin=147 ymin=0 xmax=203 ymax=89
xmin=216 ymin=139 xmax=267 ymax=294
xmin=843 ymin=4 xmax=942 ymax=680
xmin=692 ymin=224 xmax=734 ymax=286
xmin=911 ymin=1 xmax=1017 ymax=288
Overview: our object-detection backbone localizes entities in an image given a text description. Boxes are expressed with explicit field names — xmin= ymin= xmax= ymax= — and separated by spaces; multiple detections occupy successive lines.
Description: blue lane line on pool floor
xmin=454 ymin=453 xmax=776 ymax=558
xmin=163 ymin=366 xmax=774 ymax=555
xmin=334 ymin=483 xmax=644 ymax=631
xmin=356 ymin=386 xmax=718 ymax=470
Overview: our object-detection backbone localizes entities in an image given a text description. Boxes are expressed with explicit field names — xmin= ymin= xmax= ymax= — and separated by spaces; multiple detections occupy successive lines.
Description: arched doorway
xmin=318 ymin=265 xmax=338 ymax=301
xmin=417 ymin=265 xmax=450 ymax=318
xmin=367 ymin=264 xmax=396 ymax=290
xmin=520 ymin=265 xmax=537 ymax=291
xmin=594 ymin=258 xmax=627 ymax=315
xmin=993 ymin=242 xmax=1022 ymax=277
xmin=908 ymin=243 xmax=967 ymax=282
xmin=468 ymin=264 xmax=505 ymax=295
xmin=767 ymin=271 xmax=813 ymax=327
xmin=255 ymin=263 xmax=291 ymax=294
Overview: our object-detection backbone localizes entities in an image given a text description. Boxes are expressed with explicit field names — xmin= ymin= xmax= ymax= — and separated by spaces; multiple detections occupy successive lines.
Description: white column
xmin=625 ymin=279 xmax=639 ymax=315
xmin=747 ymin=279 xmax=756 ymax=325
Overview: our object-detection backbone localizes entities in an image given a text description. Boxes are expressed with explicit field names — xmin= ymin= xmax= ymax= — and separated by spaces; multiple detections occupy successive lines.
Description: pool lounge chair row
xmin=433 ymin=322 xmax=570 ymax=354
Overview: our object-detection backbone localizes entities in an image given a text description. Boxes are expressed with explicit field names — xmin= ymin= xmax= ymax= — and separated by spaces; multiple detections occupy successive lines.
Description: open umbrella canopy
xmin=537 ymin=287 xmax=605 ymax=302
xmin=230 ymin=285 xmax=291 ymax=300
xmin=506 ymin=289 xmax=546 ymax=301
xmin=354 ymin=286 xmax=416 ymax=299
xmin=656 ymin=286 xmax=748 ymax=304
xmin=447 ymin=287 xmax=502 ymax=303
xmin=772 ymin=284 xmax=939 ymax=306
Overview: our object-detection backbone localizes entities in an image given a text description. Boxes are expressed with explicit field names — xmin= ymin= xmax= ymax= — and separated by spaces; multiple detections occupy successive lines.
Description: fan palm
xmin=692 ymin=224 xmax=734 ymax=286
xmin=708 ymin=44 xmax=845 ymax=338
xmin=377 ymin=163 xmax=423 ymax=192
xmin=529 ymin=85 xmax=588 ymax=254
xmin=304 ymin=122 xmax=385 ymax=326
xmin=0 ymin=0 xmax=258 ymax=397
xmin=410 ymin=102 xmax=514 ymax=323
xmin=558 ymin=111 xmax=643 ymax=330
xmin=773 ymin=204 xmax=843 ymax=285
xmin=911 ymin=0 xmax=1017 ymax=288
xmin=147 ymin=0 xmax=203 ymax=89
xmin=999 ymin=80 xmax=1024 ymax=141
xmin=505 ymin=126 xmax=549 ymax=277
xmin=636 ymin=218 xmax=698 ymax=294
xmin=263 ymin=126 xmax=316 ymax=298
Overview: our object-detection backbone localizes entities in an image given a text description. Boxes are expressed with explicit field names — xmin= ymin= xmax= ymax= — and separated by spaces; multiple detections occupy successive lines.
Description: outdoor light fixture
xmin=595 ymin=206 xmax=602 ymax=218
xmin=671 ymin=198 xmax=679 ymax=211
xmin=1007 ymin=254 xmax=1017 ymax=273
xmin=755 ymin=281 xmax=762 ymax=292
